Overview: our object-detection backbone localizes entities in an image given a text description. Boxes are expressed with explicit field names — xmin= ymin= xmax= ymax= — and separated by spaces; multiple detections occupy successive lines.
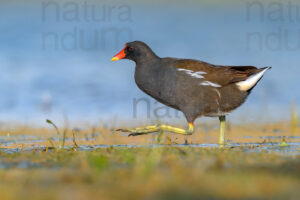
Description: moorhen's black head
xmin=111 ymin=41 xmax=159 ymax=63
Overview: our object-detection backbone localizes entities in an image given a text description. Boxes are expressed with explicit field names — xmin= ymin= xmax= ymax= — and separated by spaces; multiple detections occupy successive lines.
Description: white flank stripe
xmin=201 ymin=81 xmax=221 ymax=87
xmin=190 ymin=73 xmax=204 ymax=79
xmin=177 ymin=69 xmax=191 ymax=72
xmin=177 ymin=69 xmax=206 ymax=79
xmin=236 ymin=67 xmax=270 ymax=91
xmin=177 ymin=69 xmax=192 ymax=72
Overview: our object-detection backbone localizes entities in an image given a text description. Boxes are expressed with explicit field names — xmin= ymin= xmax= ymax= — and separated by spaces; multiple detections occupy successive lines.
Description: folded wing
xmin=174 ymin=59 xmax=271 ymax=91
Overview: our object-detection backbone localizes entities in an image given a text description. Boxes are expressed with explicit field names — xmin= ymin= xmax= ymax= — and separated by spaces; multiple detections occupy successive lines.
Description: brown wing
xmin=173 ymin=59 xmax=263 ymax=87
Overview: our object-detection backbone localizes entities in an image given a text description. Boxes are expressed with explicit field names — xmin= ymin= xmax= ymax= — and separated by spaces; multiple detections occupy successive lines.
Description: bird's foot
xmin=218 ymin=141 xmax=232 ymax=147
xmin=116 ymin=125 xmax=159 ymax=137
xmin=116 ymin=123 xmax=194 ymax=137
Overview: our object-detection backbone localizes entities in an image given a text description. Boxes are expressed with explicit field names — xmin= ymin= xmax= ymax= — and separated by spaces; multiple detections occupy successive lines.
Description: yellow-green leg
xmin=117 ymin=123 xmax=194 ymax=136
xmin=219 ymin=116 xmax=226 ymax=147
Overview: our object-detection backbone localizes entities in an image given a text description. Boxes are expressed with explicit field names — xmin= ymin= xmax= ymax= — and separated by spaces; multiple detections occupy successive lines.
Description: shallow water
xmin=1 ymin=139 xmax=299 ymax=155
xmin=0 ymin=137 xmax=299 ymax=170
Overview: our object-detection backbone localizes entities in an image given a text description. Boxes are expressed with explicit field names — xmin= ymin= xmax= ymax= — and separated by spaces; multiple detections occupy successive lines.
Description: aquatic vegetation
xmin=0 ymin=147 xmax=299 ymax=199
xmin=46 ymin=119 xmax=63 ymax=148
xmin=0 ymin=120 xmax=298 ymax=200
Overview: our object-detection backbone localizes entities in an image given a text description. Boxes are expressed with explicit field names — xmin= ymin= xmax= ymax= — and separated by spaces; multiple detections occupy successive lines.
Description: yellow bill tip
xmin=111 ymin=57 xmax=120 ymax=61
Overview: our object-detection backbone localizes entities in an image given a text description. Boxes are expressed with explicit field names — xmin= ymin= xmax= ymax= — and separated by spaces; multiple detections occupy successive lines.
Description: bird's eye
xmin=129 ymin=46 xmax=134 ymax=51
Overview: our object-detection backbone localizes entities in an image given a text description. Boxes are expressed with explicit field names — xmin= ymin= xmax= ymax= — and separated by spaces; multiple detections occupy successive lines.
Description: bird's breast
xmin=134 ymin=65 xmax=178 ymax=107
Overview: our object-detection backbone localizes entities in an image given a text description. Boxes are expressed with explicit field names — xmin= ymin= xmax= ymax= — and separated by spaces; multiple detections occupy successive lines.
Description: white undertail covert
xmin=236 ymin=67 xmax=271 ymax=91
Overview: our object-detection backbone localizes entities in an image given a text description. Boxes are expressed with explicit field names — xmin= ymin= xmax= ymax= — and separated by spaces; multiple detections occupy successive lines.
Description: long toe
xmin=116 ymin=128 xmax=131 ymax=132
xmin=128 ymin=132 xmax=144 ymax=137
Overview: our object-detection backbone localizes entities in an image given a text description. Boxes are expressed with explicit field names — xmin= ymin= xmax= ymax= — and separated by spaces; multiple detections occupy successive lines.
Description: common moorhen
xmin=111 ymin=41 xmax=271 ymax=145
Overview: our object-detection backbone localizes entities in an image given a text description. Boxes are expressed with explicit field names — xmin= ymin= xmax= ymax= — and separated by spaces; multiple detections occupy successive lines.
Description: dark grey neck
xmin=135 ymin=54 xmax=160 ymax=65
xmin=133 ymin=46 xmax=160 ymax=65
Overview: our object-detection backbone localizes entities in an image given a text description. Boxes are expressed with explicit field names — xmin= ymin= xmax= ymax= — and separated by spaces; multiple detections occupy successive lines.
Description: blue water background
xmin=0 ymin=0 xmax=299 ymax=125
